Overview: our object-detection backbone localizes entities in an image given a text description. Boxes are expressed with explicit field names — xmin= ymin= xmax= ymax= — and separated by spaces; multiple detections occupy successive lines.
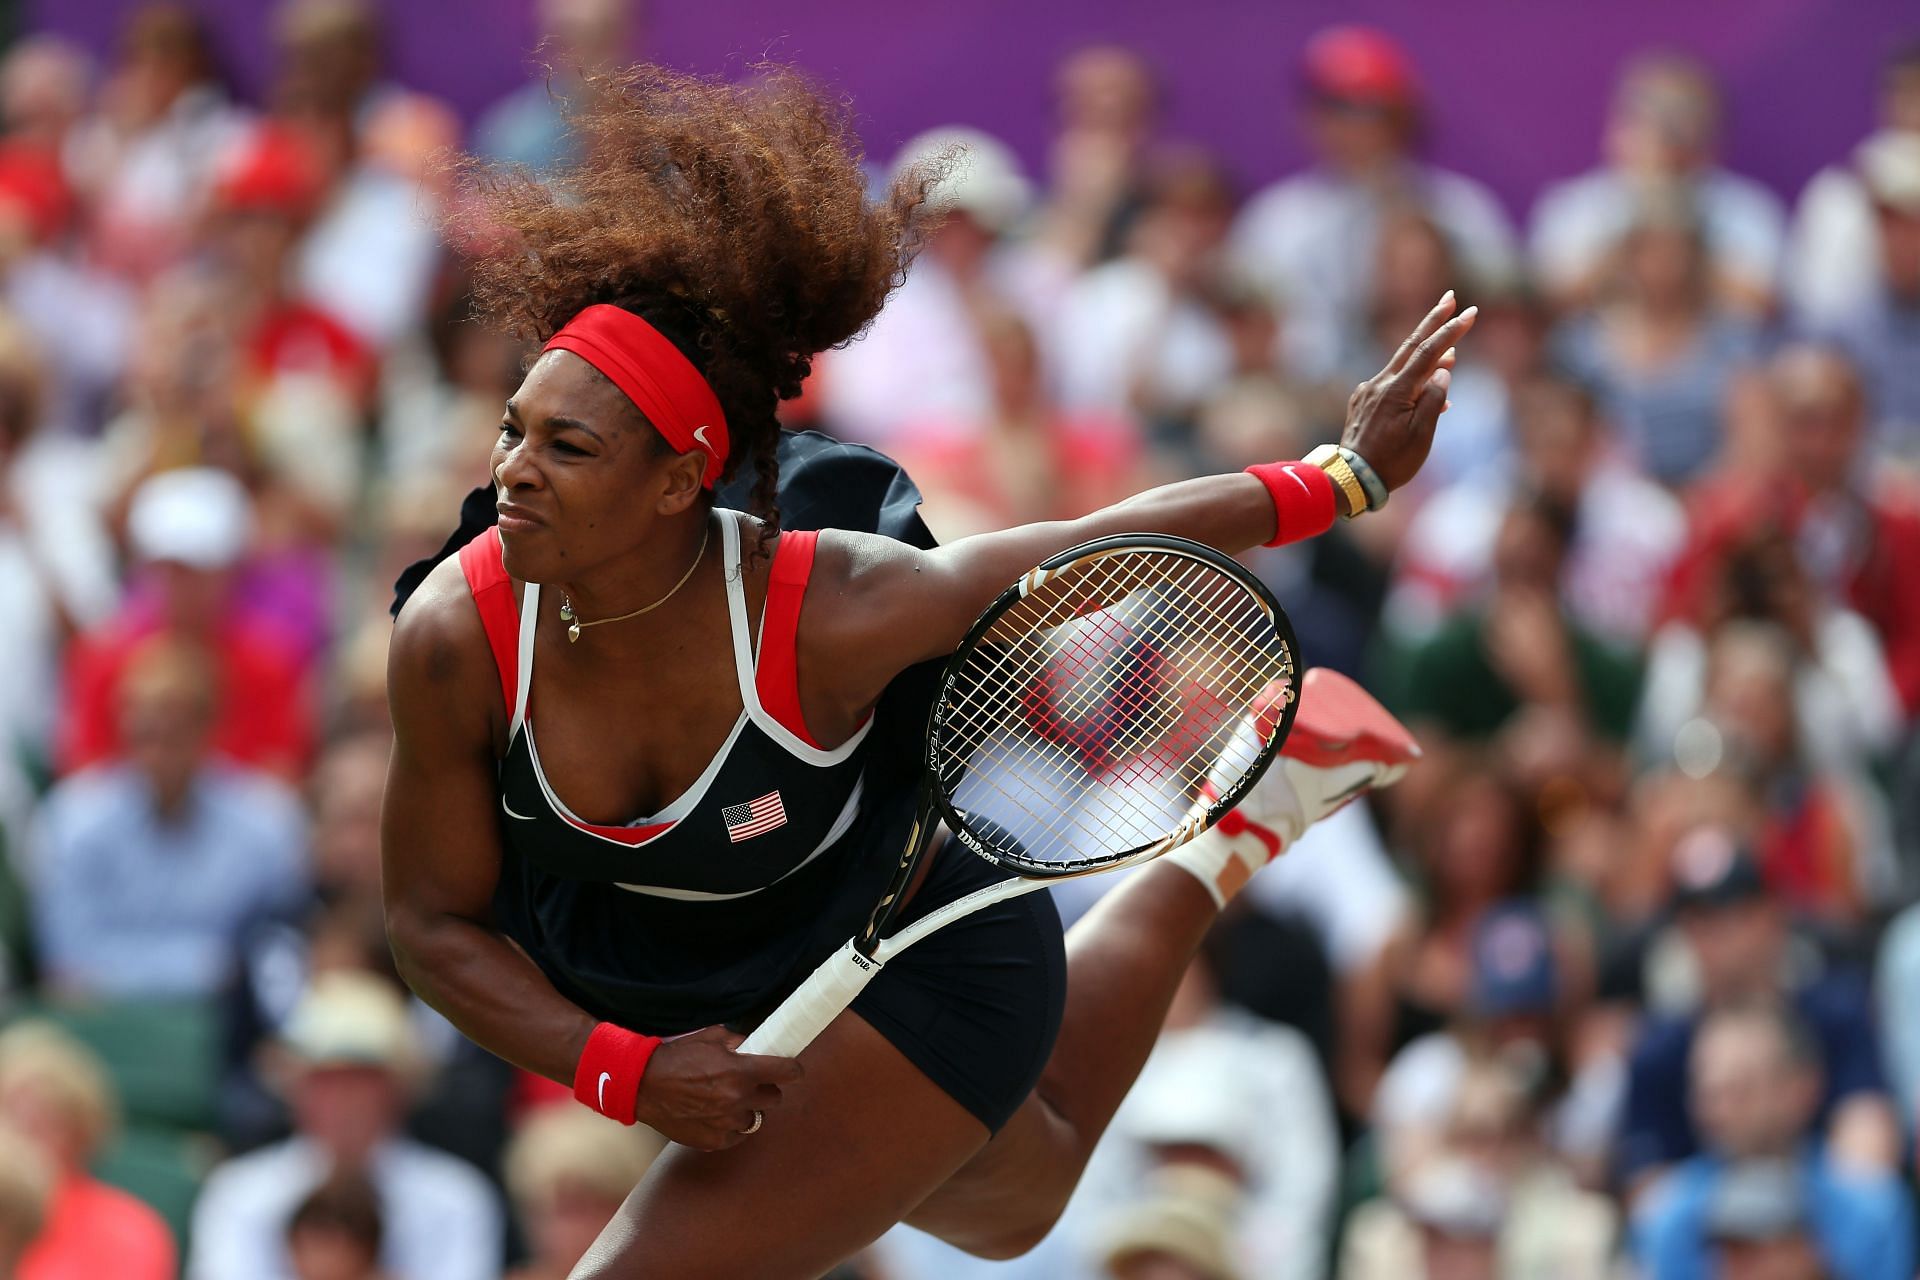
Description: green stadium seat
xmin=8 ymin=997 xmax=222 ymax=1132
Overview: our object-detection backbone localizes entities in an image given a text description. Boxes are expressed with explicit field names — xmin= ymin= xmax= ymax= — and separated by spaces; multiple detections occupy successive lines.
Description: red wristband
xmin=1245 ymin=461 xmax=1337 ymax=547
xmin=572 ymin=1022 xmax=662 ymax=1125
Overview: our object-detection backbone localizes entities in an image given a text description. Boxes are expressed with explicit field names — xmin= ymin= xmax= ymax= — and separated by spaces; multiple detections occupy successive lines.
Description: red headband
xmin=542 ymin=304 xmax=730 ymax=488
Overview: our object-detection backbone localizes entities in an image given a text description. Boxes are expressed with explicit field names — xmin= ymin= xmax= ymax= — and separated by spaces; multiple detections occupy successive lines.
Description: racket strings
xmin=936 ymin=549 xmax=1294 ymax=871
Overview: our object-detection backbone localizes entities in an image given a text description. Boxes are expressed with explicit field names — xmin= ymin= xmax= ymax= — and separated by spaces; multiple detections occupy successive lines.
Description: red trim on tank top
xmin=755 ymin=530 xmax=825 ymax=748
xmin=458 ymin=528 xmax=518 ymax=718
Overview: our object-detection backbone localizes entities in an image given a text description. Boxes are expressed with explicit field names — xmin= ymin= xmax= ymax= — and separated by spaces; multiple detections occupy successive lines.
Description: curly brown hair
xmin=464 ymin=64 xmax=938 ymax=544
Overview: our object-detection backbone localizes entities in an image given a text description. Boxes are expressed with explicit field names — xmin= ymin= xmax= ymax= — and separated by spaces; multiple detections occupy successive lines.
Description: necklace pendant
xmin=559 ymin=595 xmax=575 ymax=623
xmin=567 ymin=619 xmax=582 ymax=643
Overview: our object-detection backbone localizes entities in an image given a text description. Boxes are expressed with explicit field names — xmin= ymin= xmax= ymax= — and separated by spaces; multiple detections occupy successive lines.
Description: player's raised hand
xmin=1340 ymin=290 xmax=1479 ymax=492
xmin=633 ymin=1025 xmax=803 ymax=1151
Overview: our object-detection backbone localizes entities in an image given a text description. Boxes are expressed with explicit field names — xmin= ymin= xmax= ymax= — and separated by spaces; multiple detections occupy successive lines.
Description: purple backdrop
xmin=27 ymin=0 xmax=1919 ymax=216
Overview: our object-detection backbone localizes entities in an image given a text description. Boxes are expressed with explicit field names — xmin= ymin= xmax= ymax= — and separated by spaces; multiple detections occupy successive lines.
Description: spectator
xmin=1663 ymin=344 xmax=1920 ymax=726
xmin=0 ymin=310 xmax=117 ymax=847
xmin=1703 ymin=1159 xmax=1847 ymax=1280
xmin=1530 ymin=51 xmax=1786 ymax=317
xmin=29 ymin=635 xmax=308 ymax=999
xmin=285 ymin=1172 xmax=389 ymax=1280
xmin=1342 ymin=1058 xmax=1616 ymax=1280
xmin=815 ymin=126 xmax=1033 ymax=446
xmin=1631 ymin=1003 xmax=1914 ymax=1280
xmin=888 ymin=307 xmax=1146 ymax=541
xmin=1341 ymin=763 xmax=1549 ymax=1117
xmin=1028 ymin=45 xmax=1163 ymax=275
xmin=1232 ymin=25 xmax=1518 ymax=380
xmin=502 ymin=1106 xmax=663 ymax=1280
xmin=58 ymin=466 xmax=315 ymax=778
xmin=0 ymin=1022 xmax=175 ymax=1280
xmin=1785 ymin=41 xmax=1920 ymax=329
xmin=1552 ymin=190 xmax=1763 ymax=485
xmin=1387 ymin=493 xmax=1643 ymax=747
xmin=188 ymin=970 xmax=502 ymax=1280
xmin=1051 ymin=147 xmax=1241 ymax=435
xmin=474 ymin=0 xmax=638 ymax=174
xmin=1617 ymin=829 xmax=1900 ymax=1189
xmin=66 ymin=3 xmax=249 ymax=281
xmin=1812 ymin=131 xmax=1920 ymax=464
xmin=1370 ymin=901 xmax=1582 ymax=1183
xmin=1092 ymin=1166 xmax=1242 ymax=1280
xmin=1385 ymin=371 xmax=1686 ymax=648
xmin=0 ymin=1124 xmax=49 ymax=1280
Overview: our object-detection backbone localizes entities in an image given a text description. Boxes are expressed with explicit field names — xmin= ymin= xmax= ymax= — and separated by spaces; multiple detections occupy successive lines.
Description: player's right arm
xmin=382 ymin=556 xmax=799 ymax=1149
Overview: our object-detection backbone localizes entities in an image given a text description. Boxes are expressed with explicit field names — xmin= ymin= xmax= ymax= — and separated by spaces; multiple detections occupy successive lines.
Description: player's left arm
xmin=806 ymin=293 xmax=1474 ymax=714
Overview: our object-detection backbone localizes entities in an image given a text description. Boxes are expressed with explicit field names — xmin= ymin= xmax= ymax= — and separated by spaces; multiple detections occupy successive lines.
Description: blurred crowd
xmin=0 ymin=1 xmax=1916 ymax=1278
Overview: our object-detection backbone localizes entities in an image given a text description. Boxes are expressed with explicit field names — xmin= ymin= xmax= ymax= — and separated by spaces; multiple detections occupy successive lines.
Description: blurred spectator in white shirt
xmin=816 ymin=127 xmax=1034 ymax=447
xmin=1784 ymin=43 xmax=1920 ymax=331
xmin=1052 ymin=147 xmax=1240 ymax=434
xmin=28 ymin=636 xmax=309 ymax=999
xmin=1386 ymin=371 xmax=1685 ymax=649
xmin=189 ymin=972 xmax=502 ymax=1280
xmin=1232 ymin=25 xmax=1518 ymax=381
xmin=1531 ymin=51 xmax=1785 ymax=319
xmin=67 ymin=4 xmax=249 ymax=284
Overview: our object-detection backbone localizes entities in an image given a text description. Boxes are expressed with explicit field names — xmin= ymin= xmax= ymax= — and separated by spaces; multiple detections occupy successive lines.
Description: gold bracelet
xmin=1305 ymin=444 xmax=1366 ymax=519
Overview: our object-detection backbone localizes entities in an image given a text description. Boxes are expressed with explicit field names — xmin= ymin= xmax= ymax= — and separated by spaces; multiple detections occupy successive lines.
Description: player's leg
xmin=909 ymin=669 xmax=1419 ymax=1257
xmin=570 ymin=1010 xmax=992 ymax=1280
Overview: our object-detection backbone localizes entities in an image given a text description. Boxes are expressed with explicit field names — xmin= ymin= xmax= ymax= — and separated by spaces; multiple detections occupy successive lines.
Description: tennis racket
xmin=739 ymin=533 xmax=1300 ymax=1058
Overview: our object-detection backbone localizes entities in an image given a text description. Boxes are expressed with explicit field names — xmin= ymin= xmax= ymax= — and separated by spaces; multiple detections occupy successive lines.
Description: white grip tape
xmin=739 ymin=939 xmax=883 ymax=1057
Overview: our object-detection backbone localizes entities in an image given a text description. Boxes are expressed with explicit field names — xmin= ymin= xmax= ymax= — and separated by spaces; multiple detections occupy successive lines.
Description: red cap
xmin=1302 ymin=26 xmax=1420 ymax=107
xmin=0 ymin=144 xmax=71 ymax=244
xmin=213 ymin=125 xmax=325 ymax=216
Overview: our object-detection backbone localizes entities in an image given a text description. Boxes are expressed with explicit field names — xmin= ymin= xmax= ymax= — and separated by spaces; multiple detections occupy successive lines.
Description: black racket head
xmin=926 ymin=534 xmax=1299 ymax=878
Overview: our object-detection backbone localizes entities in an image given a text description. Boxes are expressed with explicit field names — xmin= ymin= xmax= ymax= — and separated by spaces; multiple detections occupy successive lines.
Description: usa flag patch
xmin=723 ymin=791 xmax=787 ymax=842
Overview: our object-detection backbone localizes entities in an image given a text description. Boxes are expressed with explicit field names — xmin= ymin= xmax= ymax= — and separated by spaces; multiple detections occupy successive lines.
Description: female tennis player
xmin=383 ymin=66 xmax=1470 ymax=1279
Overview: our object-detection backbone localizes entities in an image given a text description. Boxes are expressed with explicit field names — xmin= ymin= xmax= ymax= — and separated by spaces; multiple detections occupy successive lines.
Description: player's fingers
xmin=1393 ymin=309 xmax=1477 ymax=391
xmin=1384 ymin=291 xmax=1455 ymax=374
xmin=735 ymin=1050 xmax=805 ymax=1084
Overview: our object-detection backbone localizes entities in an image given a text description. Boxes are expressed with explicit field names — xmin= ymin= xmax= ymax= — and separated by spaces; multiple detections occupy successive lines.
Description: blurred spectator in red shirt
xmin=1785 ymin=42 xmax=1920 ymax=330
xmin=0 ymin=1123 xmax=49 ymax=1280
xmin=1531 ymin=52 xmax=1785 ymax=320
xmin=59 ymin=467 xmax=314 ymax=778
xmin=1666 ymin=344 xmax=1920 ymax=725
xmin=0 ymin=1022 xmax=175 ymax=1280
xmin=1232 ymin=25 xmax=1518 ymax=381
xmin=502 ymin=1107 xmax=662 ymax=1280
xmin=67 ymin=4 xmax=248 ymax=283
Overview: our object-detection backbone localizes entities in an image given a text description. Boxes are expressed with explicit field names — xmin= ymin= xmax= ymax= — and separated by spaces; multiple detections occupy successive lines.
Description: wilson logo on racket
xmin=722 ymin=791 xmax=787 ymax=842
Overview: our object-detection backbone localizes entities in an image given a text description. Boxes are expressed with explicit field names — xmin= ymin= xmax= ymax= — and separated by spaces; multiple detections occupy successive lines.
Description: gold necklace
xmin=558 ymin=520 xmax=710 ymax=643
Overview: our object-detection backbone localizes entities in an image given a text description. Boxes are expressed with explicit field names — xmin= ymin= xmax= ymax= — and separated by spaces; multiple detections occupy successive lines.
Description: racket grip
xmin=738 ymin=940 xmax=883 ymax=1057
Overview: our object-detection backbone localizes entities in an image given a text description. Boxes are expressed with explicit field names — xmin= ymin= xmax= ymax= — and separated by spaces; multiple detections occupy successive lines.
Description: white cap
xmin=1859 ymin=130 xmax=1920 ymax=214
xmin=891 ymin=126 xmax=1033 ymax=233
xmin=127 ymin=467 xmax=254 ymax=570
xmin=281 ymin=971 xmax=416 ymax=1073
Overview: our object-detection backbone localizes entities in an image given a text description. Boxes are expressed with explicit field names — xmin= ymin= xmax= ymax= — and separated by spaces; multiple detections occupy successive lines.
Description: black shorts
xmin=848 ymin=840 xmax=1067 ymax=1134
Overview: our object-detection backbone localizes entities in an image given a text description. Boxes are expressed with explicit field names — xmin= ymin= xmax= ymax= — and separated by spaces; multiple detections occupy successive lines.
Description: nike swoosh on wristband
xmin=597 ymin=1071 xmax=612 ymax=1112
xmin=502 ymin=798 xmax=539 ymax=821
xmin=1283 ymin=465 xmax=1312 ymax=495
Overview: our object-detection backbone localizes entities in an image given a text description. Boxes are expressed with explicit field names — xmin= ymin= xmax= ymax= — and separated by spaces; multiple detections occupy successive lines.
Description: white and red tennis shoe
xmin=1170 ymin=667 xmax=1420 ymax=907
